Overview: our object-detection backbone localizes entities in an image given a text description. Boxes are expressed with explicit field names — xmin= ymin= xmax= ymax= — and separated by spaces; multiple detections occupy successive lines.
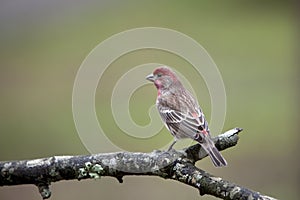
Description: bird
xmin=146 ymin=66 xmax=227 ymax=167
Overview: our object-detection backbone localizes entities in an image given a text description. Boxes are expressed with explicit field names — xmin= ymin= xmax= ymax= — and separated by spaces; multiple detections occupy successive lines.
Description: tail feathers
xmin=199 ymin=140 xmax=227 ymax=167
xmin=208 ymin=146 xmax=227 ymax=167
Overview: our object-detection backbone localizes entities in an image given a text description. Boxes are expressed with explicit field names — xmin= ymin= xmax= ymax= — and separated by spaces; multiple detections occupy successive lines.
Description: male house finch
xmin=146 ymin=66 xmax=227 ymax=167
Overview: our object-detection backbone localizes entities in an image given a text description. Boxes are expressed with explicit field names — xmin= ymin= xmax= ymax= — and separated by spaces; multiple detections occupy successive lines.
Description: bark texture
xmin=0 ymin=128 xmax=276 ymax=200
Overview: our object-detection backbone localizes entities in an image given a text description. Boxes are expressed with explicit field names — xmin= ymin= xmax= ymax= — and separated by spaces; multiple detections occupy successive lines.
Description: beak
xmin=146 ymin=73 xmax=154 ymax=82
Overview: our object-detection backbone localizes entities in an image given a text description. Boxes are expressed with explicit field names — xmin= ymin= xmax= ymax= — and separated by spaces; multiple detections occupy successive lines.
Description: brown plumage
xmin=146 ymin=66 xmax=227 ymax=167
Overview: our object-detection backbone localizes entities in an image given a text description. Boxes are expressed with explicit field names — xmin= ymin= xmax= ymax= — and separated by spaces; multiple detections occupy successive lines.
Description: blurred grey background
xmin=0 ymin=0 xmax=298 ymax=200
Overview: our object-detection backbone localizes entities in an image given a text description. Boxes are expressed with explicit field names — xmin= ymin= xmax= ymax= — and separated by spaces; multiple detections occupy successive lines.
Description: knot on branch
xmin=37 ymin=183 xmax=51 ymax=199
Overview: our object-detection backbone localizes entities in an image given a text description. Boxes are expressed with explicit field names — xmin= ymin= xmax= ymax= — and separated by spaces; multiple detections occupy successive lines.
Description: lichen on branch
xmin=0 ymin=128 xmax=276 ymax=200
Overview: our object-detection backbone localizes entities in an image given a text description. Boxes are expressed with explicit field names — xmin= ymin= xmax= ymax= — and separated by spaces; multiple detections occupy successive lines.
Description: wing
xmin=159 ymin=105 xmax=209 ymax=140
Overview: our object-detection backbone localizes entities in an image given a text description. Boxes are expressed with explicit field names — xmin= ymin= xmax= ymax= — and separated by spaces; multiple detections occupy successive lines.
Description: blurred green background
xmin=0 ymin=0 xmax=298 ymax=199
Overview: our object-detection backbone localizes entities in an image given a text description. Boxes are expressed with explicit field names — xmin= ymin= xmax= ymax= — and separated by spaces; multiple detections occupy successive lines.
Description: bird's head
xmin=146 ymin=66 xmax=181 ymax=90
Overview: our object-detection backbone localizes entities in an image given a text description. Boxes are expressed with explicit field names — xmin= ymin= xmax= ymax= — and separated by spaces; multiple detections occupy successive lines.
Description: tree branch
xmin=0 ymin=128 xmax=276 ymax=200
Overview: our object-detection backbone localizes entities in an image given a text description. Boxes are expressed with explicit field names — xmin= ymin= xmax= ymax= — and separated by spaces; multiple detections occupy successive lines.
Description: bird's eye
xmin=157 ymin=73 xmax=162 ymax=77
